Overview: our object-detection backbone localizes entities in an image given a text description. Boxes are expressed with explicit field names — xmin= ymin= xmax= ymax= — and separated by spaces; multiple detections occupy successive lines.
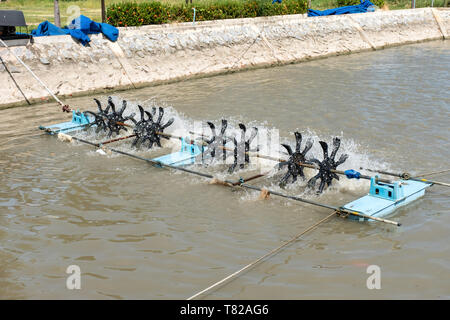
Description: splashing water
xmin=73 ymin=95 xmax=391 ymax=197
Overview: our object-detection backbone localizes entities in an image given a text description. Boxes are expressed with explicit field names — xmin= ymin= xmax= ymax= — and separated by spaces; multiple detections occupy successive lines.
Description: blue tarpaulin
xmin=307 ymin=0 xmax=375 ymax=17
xmin=31 ymin=15 xmax=118 ymax=46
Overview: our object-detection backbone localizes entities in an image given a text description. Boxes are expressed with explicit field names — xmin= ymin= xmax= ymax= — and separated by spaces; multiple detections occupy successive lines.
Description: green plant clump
xmin=107 ymin=0 xmax=308 ymax=27
xmin=336 ymin=0 xmax=385 ymax=8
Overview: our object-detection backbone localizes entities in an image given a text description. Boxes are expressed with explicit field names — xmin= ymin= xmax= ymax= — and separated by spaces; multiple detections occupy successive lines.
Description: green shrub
xmin=336 ymin=0 xmax=385 ymax=8
xmin=107 ymin=0 xmax=308 ymax=27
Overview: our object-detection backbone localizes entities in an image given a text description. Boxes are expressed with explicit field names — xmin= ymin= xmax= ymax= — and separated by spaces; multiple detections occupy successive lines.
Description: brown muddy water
xmin=0 ymin=41 xmax=449 ymax=299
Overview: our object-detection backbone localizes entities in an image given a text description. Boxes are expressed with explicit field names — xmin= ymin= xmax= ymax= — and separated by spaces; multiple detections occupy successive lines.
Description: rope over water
xmin=187 ymin=211 xmax=337 ymax=300
xmin=360 ymin=167 xmax=450 ymax=188
xmin=417 ymin=168 xmax=450 ymax=178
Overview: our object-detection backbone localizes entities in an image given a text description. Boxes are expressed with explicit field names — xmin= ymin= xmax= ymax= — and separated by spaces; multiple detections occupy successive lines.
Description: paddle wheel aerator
xmin=50 ymin=97 xmax=352 ymax=194
xmin=41 ymin=95 xmax=444 ymax=229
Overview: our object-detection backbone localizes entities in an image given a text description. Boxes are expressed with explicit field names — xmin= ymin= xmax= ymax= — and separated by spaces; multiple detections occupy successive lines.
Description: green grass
xmin=311 ymin=0 xmax=446 ymax=9
xmin=0 ymin=0 xmax=447 ymax=26
xmin=385 ymin=0 xmax=446 ymax=9
xmin=0 ymin=0 xmax=158 ymax=24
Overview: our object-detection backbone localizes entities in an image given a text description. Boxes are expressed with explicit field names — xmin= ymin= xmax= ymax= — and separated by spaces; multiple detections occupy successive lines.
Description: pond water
xmin=0 ymin=40 xmax=449 ymax=299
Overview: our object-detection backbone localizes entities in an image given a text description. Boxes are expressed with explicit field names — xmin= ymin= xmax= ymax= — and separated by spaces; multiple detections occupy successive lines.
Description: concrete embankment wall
xmin=0 ymin=8 xmax=448 ymax=109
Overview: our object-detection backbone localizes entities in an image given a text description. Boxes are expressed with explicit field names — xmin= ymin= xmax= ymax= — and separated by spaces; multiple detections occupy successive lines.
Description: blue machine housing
xmin=39 ymin=110 xmax=91 ymax=134
xmin=343 ymin=175 xmax=431 ymax=221
xmin=369 ymin=176 xmax=404 ymax=201
xmin=151 ymin=137 xmax=203 ymax=167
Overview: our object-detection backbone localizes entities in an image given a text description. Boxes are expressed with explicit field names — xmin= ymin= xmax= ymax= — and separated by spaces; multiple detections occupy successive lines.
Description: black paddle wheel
xmin=307 ymin=137 xmax=348 ymax=194
xmin=228 ymin=124 xmax=259 ymax=173
xmin=85 ymin=97 xmax=135 ymax=137
xmin=130 ymin=105 xmax=174 ymax=149
xmin=277 ymin=132 xmax=313 ymax=188
xmin=198 ymin=119 xmax=229 ymax=163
